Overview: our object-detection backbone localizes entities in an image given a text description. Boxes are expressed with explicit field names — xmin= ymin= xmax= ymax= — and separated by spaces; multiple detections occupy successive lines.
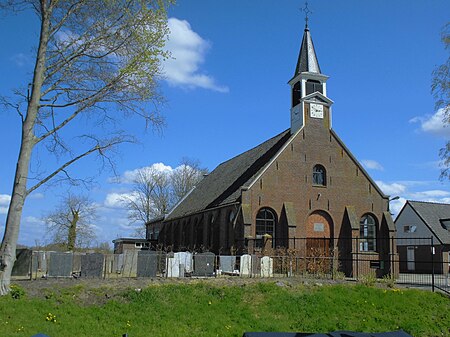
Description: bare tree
xmin=44 ymin=194 xmax=97 ymax=251
xmin=122 ymin=166 xmax=171 ymax=237
xmin=0 ymin=0 xmax=173 ymax=294
xmin=171 ymin=157 xmax=208 ymax=202
xmin=432 ymin=23 xmax=450 ymax=179
xmin=124 ymin=160 xmax=207 ymax=238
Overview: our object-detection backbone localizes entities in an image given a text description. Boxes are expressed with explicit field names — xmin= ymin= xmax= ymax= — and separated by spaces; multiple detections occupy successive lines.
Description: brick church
xmin=150 ymin=23 xmax=397 ymax=276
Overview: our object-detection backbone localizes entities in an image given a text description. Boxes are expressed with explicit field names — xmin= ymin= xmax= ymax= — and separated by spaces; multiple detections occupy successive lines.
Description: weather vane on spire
xmin=301 ymin=1 xmax=312 ymax=29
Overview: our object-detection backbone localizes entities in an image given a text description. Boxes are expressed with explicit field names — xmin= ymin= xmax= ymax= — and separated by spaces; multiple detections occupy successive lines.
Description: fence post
xmin=356 ymin=237 xmax=359 ymax=280
xmin=391 ymin=236 xmax=395 ymax=278
xmin=431 ymin=236 xmax=435 ymax=292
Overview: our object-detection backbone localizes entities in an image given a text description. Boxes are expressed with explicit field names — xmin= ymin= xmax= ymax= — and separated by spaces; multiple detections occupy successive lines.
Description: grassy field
xmin=0 ymin=281 xmax=449 ymax=337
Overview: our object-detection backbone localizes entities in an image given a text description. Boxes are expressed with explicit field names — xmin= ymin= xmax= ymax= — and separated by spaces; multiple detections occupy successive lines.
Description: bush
xmin=10 ymin=284 xmax=26 ymax=299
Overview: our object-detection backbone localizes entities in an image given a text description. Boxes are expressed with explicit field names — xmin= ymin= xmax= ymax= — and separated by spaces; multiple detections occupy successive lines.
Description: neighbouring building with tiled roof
xmin=395 ymin=200 xmax=450 ymax=274
xmin=149 ymin=23 xmax=397 ymax=277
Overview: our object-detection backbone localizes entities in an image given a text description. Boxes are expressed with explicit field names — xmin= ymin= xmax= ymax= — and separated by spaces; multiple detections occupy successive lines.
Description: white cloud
xmin=29 ymin=192 xmax=45 ymax=200
xmin=410 ymin=108 xmax=450 ymax=138
xmin=0 ymin=194 xmax=11 ymax=205
xmin=163 ymin=18 xmax=229 ymax=93
xmin=119 ymin=163 xmax=173 ymax=184
xmin=376 ymin=179 xmax=450 ymax=217
xmin=10 ymin=53 xmax=31 ymax=67
xmin=409 ymin=190 xmax=450 ymax=199
xmin=411 ymin=160 xmax=442 ymax=170
xmin=389 ymin=197 xmax=407 ymax=218
xmin=362 ymin=160 xmax=384 ymax=171
xmin=24 ymin=216 xmax=45 ymax=225
xmin=0 ymin=194 xmax=11 ymax=215
xmin=375 ymin=181 xmax=407 ymax=196
xmin=104 ymin=193 xmax=128 ymax=208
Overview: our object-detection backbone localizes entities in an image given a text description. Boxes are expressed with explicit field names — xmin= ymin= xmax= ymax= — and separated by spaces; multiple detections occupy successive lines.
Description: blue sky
xmin=0 ymin=0 xmax=449 ymax=247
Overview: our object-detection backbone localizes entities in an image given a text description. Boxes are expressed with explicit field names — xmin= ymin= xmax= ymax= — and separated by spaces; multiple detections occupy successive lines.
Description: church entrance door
xmin=306 ymin=210 xmax=333 ymax=257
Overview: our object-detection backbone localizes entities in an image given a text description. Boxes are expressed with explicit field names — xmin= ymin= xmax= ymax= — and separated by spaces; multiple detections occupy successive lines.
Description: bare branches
xmin=171 ymin=158 xmax=208 ymax=202
xmin=0 ymin=96 xmax=25 ymax=122
xmin=27 ymin=134 xmax=134 ymax=195
xmin=122 ymin=159 xmax=208 ymax=237
xmin=43 ymin=193 xmax=97 ymax=250
xmin=123 ymin=166 xmax=171 ymax=225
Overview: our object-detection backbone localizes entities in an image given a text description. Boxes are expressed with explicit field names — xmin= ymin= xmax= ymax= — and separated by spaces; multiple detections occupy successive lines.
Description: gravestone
xmin=81 ymin=253 xmax=104 ymax=278
xmin=137 ymin=251 xmax=157 ymax=277
xmin=193 ymin=252 xmax=215 ymax=277
xmin=166 ymin=253 xmax=181 ymax=278
xmin=176 ymin=252 xmax=193 ymax=273
xmin=48 ymin=252 xmax=73 ymax=277
xmin=220 ymin=256 xmax=236 ymax=273
xmin=104 ymin=254 xmax=114 ymax=274
xmin=260 ymin=256 xmax=274 ymax=277
xmin=113 ymin=254 xmax=124 ymax=273
xmin=39 ymin=252 xmax=48 ymax=273
xmin=122 ymin=250 xmax=138 ymax=277
xmin=32 ymin=251 xmax=46 ymax=273
xmin=72 ymin=253 xmax=82 ymax=273
xmin=240 ymin=254 xmax=252 ymax=276
xmin=12 ymin=249 xmax=32 ymax=277
xmin=32 ymin=252 xmax=38 ymax=274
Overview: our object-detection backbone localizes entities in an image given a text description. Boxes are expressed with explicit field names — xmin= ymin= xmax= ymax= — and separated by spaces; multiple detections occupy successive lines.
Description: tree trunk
xmin=67 ymin=212 xmax=79 ymax=251
xmin=0 ymin=5 xmax=51 ymax=295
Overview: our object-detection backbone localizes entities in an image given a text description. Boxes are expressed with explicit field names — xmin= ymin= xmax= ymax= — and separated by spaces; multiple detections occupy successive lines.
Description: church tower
xmin=288 ymin=22 xmax=333 ymax=134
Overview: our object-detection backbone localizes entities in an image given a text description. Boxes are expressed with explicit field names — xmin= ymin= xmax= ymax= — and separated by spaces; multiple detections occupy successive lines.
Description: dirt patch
xmin=12 ymin=276 xmax=340 ymax=304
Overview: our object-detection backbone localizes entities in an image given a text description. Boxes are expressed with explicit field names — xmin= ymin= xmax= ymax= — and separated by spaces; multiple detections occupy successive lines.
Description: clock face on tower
xmin=310 ymin=103 xmax=324 ymax=119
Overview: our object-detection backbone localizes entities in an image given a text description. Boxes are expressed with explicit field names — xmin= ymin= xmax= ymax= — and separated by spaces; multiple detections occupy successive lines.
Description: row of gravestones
xmin=13 ymin=250 xmax=275 ymax=278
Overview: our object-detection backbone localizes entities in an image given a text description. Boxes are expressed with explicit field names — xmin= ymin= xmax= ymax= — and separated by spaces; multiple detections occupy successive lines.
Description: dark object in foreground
xmin=242 ymin=331 xmax=413 ymax=337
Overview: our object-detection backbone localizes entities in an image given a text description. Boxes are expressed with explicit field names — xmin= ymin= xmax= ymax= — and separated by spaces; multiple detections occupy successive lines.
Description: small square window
xmin=403 ymin=225 xmax=417 ymax=233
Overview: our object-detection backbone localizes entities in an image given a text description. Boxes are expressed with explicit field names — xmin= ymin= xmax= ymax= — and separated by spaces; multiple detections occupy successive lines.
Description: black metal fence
xmin=11 ymin=237 xmax=450 ymax=294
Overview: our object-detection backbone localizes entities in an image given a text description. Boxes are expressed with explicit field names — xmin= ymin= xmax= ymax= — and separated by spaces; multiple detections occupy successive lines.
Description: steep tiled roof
xmin=165 ymin=130 xmax=292 ymax=221
xmin=408 ymin=201 xmax=450 ymax=245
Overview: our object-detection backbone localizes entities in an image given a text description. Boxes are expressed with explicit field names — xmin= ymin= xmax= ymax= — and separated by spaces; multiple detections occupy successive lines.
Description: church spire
xmin=294 ymin=26 xmax=321 ymax=76
xmin=294 ymin=1 xmax=321 ymax=76
xmin=289 ymin=4 xmax=333 ymax=134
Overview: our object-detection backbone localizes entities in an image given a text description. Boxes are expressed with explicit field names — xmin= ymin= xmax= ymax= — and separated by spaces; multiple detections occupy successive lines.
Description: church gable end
xmin=154 ymin=12 xmax=395 ymax=278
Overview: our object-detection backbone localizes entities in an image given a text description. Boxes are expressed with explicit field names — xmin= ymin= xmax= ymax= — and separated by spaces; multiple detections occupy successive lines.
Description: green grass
xmin=0 ymin=282 xmax=449 ymax=337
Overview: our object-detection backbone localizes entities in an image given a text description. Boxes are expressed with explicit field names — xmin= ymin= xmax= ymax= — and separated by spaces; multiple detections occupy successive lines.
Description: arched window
xmin=292 ymin=82 xmax=301 ymax=107
xmin=359 ymin=214 xmax=377 ymax=252
xmin=313 ymin=165 xmax=326 ymax=186
xmin=256 ymin=208 xmax=277 ymax=247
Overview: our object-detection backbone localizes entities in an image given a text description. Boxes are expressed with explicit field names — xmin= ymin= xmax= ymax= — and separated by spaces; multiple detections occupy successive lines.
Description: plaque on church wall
xmin=314 ymin=223 xmax=325 ymax=232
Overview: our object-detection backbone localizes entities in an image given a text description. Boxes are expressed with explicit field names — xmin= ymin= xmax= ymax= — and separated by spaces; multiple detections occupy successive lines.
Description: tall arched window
xmin=313 ymin=165 xmax=326 ymax=186
xmin=359 ymin=214 xmax=377 ymax=252
xmin=292 ymin=82 xmax=301 ymax=107
xmin=256 ymin=208 xmax=277 ymax=247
